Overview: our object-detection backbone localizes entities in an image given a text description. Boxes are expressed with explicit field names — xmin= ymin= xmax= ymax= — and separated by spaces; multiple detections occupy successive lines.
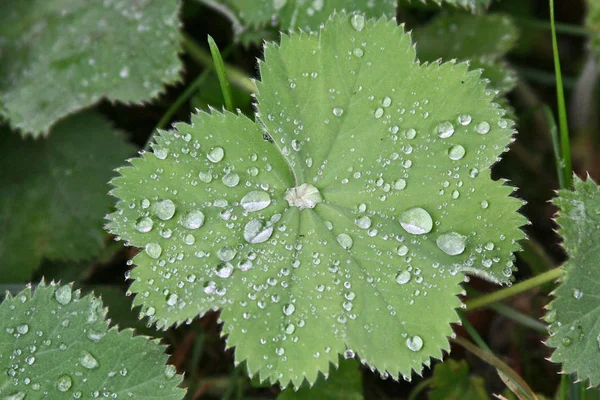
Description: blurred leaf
xmin=429 ymin=359 xmax=489 ymax=400
xmin=200 ymin=0 xmax=396 ymax=43
xmin=0 ymin=0 xmax=182 ymax=136
xmin=191 ymin=73 xmax=252 ymax=113
xmin=414 ymin=13 xmax=519 ymax=93
xmin=0 ymin=281 xmax=184 ymax=399
xmin=277 ymin=359 xmax=363 ymax=400
xmin=545 ymin=176 xmax=600 ymax=388
xmin=0 ymin=112 xmax=135 ymax=282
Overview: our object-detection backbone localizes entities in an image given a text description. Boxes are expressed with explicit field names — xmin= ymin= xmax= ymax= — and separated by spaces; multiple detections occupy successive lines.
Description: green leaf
xmin=0 ymin=281 xmax=185 ymax=399
xmin=0 ymin=0 xmax=182 ymax=137
xmin=588 ymin=0 xmax=600 ymax=64
xmin=277 ymin=358 xmax=363 ymax=400
xmin=0 ymin=112 xmax=135 ymax=282
xmin=545 ymin=176 xmax=600 ymax=387
xmin=429 ymin=359 xmax=489 ymax=400
xmin=202 ymin=0 xmax=396 ymax=41
xmin=107 ymin=13 xmax=525 ymax=388
xmin=413 ymin=13 xmax=518 ymax=93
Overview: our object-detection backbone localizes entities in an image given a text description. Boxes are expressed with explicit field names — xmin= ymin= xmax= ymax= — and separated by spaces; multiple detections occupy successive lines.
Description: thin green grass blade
xmin=208 ymin=35 xmax=234 ymax=112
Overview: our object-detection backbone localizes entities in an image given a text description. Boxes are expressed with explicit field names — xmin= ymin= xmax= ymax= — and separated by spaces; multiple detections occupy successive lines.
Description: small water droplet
xmin=243 ymin=219 xmax=274 ymax=243
xmin=436 ymin=232 xmax=466 ymax=255
xmin=164 ymin=364 xmax=177 ymax=379
xmin=55 ymin=285 xmax=72 ymax=305
xmin=355 ymin=216 xmax=372 ymax=229
xmin=344 ymin=349 xmax=355 ymax=359
xmin=436 ymin=121 xmax=455 ymax=138
xmin=573 ymin=289 xmax=583 ymax=299
xmin=382 ymin=96 xmax=392 ymax=107
xmin=404 ymin=128 xmax=417 ymax=139
xmin=154 ymin=199 xmax=176 ymax=220
xmin=406 ymin=335 xmax=423 ymax=351
xmin=283 ymin=304 xmax=296 ymax=316
xmin=135 ymin=217 xmax=154 ymax=233
xmin=80 ymin=351 xmax=99 ymax=369
xmin=217 ymin=246 xmax=237 ymax=262
xmin=198 ymin=171 xmax=213 ymax=183
xmin=399 ymin=207 xmax=433 ymax=235
xmin=180 ymin=210 xmax=205 ymax=229
xmin=285 ymin=324 xmax=295 ymax=334
xmin=396 ymin=271 xmax=412 ymax=285
xmin=145 ymin=243 xmax=162 ymax=259
xmin=241 ymin=191 xmax=271 ymax=212
xmin=353 ymin=47 xmax=364 ymax=57
xmin=393 ymin=179 xmax=407 ymax=190
xmin=448 ymin=145 xmax=466 ymax=160
xmin=350 ymin=14 xmax=365 ymax=32
xmin=222 ymin=172 xmax=240 ymax=187
xmin=374 ymin=107 xmax=384 ymax=118
xmin=333 ymin=107 xmax=344 ymax=117
xmin=457 ymin=114 xmax=472 ymax=125
xmin=57 ymin=375 xmax=73 ymax=392
xmin=17 ymin=324 xmax=29 ymax=335
xmin=336 ymin=233 xmax=353 ymax=249
xmin=207 ymin=147 xmax=224 ymax=163
xmin=475 ymin=121 xmax=491 ymax=134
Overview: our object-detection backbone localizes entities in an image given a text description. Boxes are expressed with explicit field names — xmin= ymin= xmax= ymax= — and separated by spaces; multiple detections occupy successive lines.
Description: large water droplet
xmin=284 ymin=183 xmax=322 ymax=209
xmin=198 ymin=171 xmax=213 ymax=183
xmin=336 ymin=233 xmax=353 ymax=249
xmin=448 ymin=145 xmax=465 ymax=160
xmin=154 ymin=199 xmax=176 ymax=220
xmin=475 ymin=121 xmax=491 ymax=134
xmin=396 ymin=271 xmax=411 ymax=285
xmin=180 ymin=210 xmax=205 ymax=229
xmin=135 ymin=217 xmax=154 ymax=233
xmin=57 ymin=375 xmax=73 ymax=392
xmin=216 ymin=263 xmax=234 ymax=278
xmin=457 ymin=114 xmax=472 ymax=126
xmin=283 ymin=304 xmax=296 ymax=316
xmin=355 ymin=216 xmax=372 ymax=229
xmin=217 ymin=246 xmax=237 ymax=262
xmin=222 ymin=172 xmax=240 ymax=187
xmin=244 ymin=219 xmax=274 ymax=243
xmin=399 ymin=208 xmax=433 ymax=235
xmin=207 ymin=147 xmax=224 ymax=163
xmin=350 ymin=14 xmax=365 ymax=32
xmin=17 ymin=324 xmax=29 ymax=335
xmin=80 ymin=351 xmax=99 ymax=369
xmin=145 ymin=243 xmax=162 ymax=259
xmin=436 ymin=121 xmax=455 ymax=138
xmin=394 ymin=179 xmax=407 ymax=190
xmin=55 ymin=285 xmax=72 ymax=305
xmin=406 ymin=335 xmax=423 ymax=351
xmin=241 ymin=191 xmax=271 ymax=212
xmin=436 ymin=232 xmax=466 ymax=255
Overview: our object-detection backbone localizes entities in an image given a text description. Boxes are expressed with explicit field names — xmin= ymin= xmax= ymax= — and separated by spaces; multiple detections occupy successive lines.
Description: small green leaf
xmin=0 ymin=281 xmax=184 ymax=399
xmin=202 ymin=0 xmax=396 ymax=40
xmin=413 ymin=13 xmax=518 ymax=93
xmin=0 ymin=112 xmax=135 ymax=282
xmin=277 ymin=358 xmax=363 ymax=400
xmin=0 ymin=0 xmax=182 ymax=136
xmin=545 ymin=176 xmax=600 ymax=387
xmin=108 ymin=14 xmax=525 ymax=388
xmin=429 ymin=359 xmax=489 ymax=400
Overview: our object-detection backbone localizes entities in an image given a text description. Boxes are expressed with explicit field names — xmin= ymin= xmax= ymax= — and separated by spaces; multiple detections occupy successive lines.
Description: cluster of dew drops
xmin=1 ymin=285 xmax=177 ymax=399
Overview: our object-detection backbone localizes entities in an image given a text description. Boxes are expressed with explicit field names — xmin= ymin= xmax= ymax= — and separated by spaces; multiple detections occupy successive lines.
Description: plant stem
xmin=516 ymin=18 xmax=590 ymax=37
xmin=490 ymin=303 xmax=547 ymax=333
xmin=549 ymin=0 xmax=573 ymax=188
xmin=182 ymin=33 xmax=256 ymax=93
xmin=466 ymin=268 xmax=564 ymax=311
xmin=459 ymin=312 xmax=492 ymax=353
xmin=208 ymin=35 xmax=234 ymax=111
xmin=451 ymin=337 xmax=538 ymax=400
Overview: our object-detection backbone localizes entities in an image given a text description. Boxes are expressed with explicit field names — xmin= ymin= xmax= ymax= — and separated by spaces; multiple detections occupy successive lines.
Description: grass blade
xmin=208 ymin=35 xmax=234 ymax=112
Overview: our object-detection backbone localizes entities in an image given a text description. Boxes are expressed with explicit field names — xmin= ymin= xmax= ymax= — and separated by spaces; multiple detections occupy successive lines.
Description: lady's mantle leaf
xmin=429 ymin=359 xmax=488 ymax=400
xmin=545 ymin=176 xmax=600 ymax=387
xmin=107 ymin=14 xmax=525 ymax=388
xmin=413 ymin=13 xmax=518 ymax=94
xmin=0 ymin=0 xmax=182 ymax=137
xmin=277 ymin=358 xmax=363 ymax=400
xmin=0 ymin=281 xmax=184 ymax=399
xmin=0 ymin=112 xmax=135 ymax=282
